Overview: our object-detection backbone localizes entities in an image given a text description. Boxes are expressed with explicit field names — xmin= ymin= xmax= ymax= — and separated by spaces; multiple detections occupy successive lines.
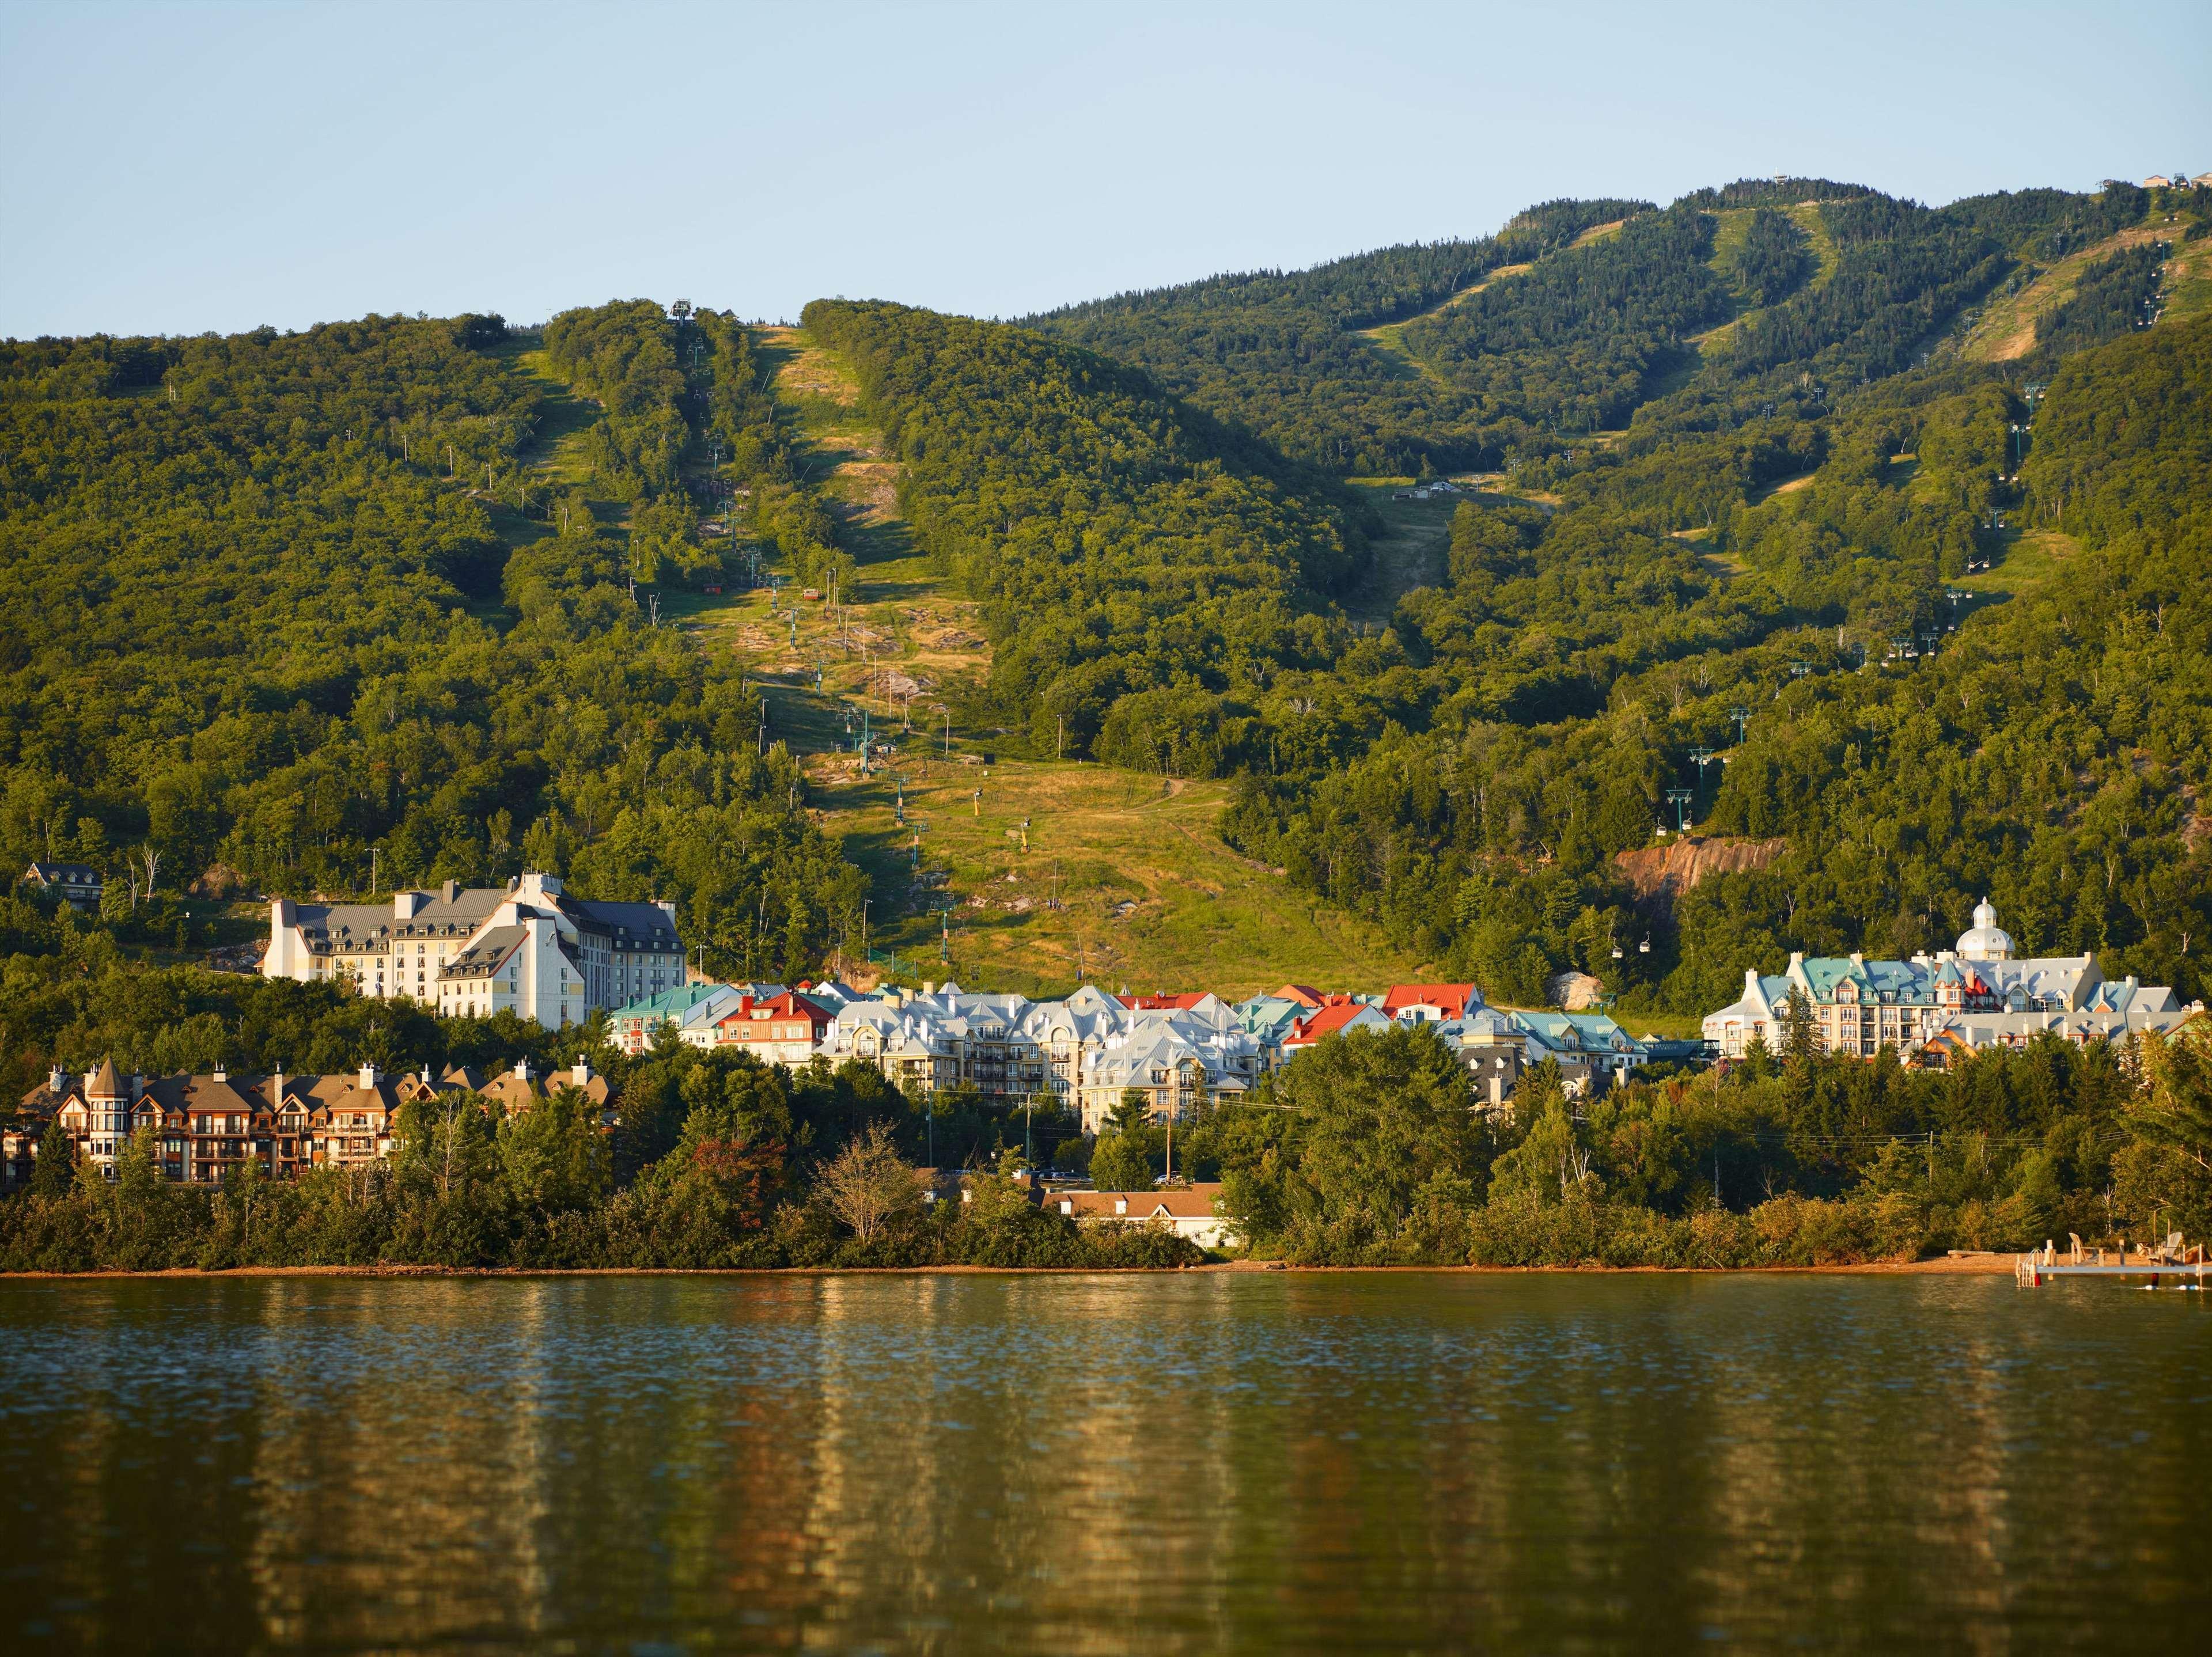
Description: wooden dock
xmin=2016 ymin=1234 xmax=2209 ymax=1287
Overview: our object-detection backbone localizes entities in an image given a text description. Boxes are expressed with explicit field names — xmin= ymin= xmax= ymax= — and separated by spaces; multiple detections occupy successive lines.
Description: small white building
xmin=1052 ymin=1183 xmax=1240 ymax=1250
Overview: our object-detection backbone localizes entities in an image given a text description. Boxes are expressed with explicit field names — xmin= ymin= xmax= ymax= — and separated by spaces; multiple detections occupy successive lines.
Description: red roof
xmin=1287 ymin=999 xmax=1376 ymax=1044
xmin=1118 ymin=992 xmax=1211 ymax=1011
xmin=1055 ymin=1183 xmax=1223 ymax=1220
xmin=1382 ymin=982 xmax=1480 ymax=1018
xmin=1272 ymin=984 xmax=1327 ymax=1008
xmin=715 ymin=991 xmax=834 ymax=1030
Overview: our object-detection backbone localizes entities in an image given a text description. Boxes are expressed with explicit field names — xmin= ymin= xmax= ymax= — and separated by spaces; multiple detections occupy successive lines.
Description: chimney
xmin=213 ymin=1062 xmax=226 ymax=1083
xmin=1849 ymin=951 xmax=1863 ymax=966
xmin=393 ymin=891 xmax=425 ymax=920
xmin=441 ymin=879 xmax=457 ymax=904
xmin=571 ymin=1058 xmax=590 ymax=1087
xmin=1788 ymin=951 xmax=1805 ymax=972
xmin=48 ymin=1064 xmax=63 ymax=1093
xmin=513 ymin=1058 xmax=532 ymax=1080
xmin=358 ymin=1063 xmax=377 ymax=1090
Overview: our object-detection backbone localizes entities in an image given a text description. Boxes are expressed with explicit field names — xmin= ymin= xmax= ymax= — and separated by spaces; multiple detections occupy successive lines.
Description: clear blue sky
xmin=2 ymin=0 xmax=2205 ymax=338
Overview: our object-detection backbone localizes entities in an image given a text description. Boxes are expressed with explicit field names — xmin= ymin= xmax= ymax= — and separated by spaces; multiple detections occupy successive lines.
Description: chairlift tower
xmin=1729 ymin=706 xmax=1750 ymax=745
xmin=1666 ymin=788 xmax=1694 ymax=832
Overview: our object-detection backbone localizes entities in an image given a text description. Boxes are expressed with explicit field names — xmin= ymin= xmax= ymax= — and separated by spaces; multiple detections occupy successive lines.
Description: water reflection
xmin=1 ymin=1273 xmax=2205 ymax=1651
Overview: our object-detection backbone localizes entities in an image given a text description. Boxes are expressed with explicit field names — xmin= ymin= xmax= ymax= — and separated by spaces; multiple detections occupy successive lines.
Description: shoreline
xmin=0 ymin=1254 xmax=2023 ymax=1280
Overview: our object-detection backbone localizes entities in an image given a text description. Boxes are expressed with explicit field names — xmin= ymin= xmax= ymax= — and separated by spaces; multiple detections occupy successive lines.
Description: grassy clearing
xmin=681 ymin=329 xmax=1434 ymax=999
xmin=1785 ymin=202 xmax=1842 ymax=288
xmin=1341 ymin=481 xmax=1461 ymax=618
xmin=2157 ymin=233 xmax=2212 ymax=324
xmin=1959 ymin=222 xmax=2169 ymax=362
xmin=1959 ymin=527 xmax=2077 ymax=605
xmin=810 ymin=757 xmax=1430 ymax=999
xmin=1354 ymin=261 xmax=1536 ymax=379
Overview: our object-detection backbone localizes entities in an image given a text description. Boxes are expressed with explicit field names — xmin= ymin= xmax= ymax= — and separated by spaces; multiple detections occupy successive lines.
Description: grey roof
xmin=441 ymin=926 xmax=529 ymax=979
xmin=25 ymin=862 xmax=103 ymax=885
xmin=298 ymin=889 xmax=505 ymax=952
xmin=569 ymin=898 xmax=679 ymax=947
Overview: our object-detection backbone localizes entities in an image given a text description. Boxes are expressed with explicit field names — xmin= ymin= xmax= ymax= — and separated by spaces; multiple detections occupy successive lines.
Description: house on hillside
xmin=21 ymin=862 xmax=103 ymax=910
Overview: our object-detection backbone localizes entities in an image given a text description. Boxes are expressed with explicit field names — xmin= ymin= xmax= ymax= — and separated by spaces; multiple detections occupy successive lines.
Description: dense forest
xmin=804 ymin=298 xmax=1372 ymax=765
xmin=1032 ymin=197 xmax=1646 ymax=475
xmin=0 ymin=302 xmax=866 ymax=1087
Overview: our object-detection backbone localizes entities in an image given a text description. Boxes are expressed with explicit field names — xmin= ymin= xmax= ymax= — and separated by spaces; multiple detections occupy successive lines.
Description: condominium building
xmin=11 ymin=1056 xmax=614 ymax=1186
xmin=263 ymin=872 xmax=683 ymax=1027
xmin=1702 ymin=900 xmax=2200 ymax=1061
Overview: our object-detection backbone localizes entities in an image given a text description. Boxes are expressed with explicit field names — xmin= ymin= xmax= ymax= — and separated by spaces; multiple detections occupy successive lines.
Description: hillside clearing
xmin=809 ymin=758 xmax=1430 ymax=998
xmin=1960 ymin=222 xmax=2171 ymax=362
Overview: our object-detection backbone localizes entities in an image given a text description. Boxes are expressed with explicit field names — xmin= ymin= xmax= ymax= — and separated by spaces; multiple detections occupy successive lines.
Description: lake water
xmin=1 ymin=1272 xmax=2206 ymax=1652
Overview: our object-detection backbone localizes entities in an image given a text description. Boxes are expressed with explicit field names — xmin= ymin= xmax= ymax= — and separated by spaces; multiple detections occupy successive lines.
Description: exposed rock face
xmin=1548 ymin=970 xmax=1607 ymax=1011
xmin=188 ymin=863 xmax=253 ymax=900
xmin=1614 ymin=835 xmax=1786 ymax=909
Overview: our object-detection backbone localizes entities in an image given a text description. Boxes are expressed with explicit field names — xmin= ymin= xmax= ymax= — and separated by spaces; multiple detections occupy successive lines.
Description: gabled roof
xmin=1382 ymin=983 xmax=1483 ymax=1017
xmin=25 ymin=861 xmax=103 ymax=885
xmin=1287 ymin=1000 xmax=1389 ymax=1044
xmin=442 ymin=926 xmax=529 ymax=979
xmin=1057 ymin=1183 xmax=1224 ymax=1220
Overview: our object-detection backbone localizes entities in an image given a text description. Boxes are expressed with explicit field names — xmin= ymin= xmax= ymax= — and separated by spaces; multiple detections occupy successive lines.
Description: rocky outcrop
xmin=1548 ymin=970 xmax=1607 ymax=1011
xmin=188 ymin=863 xmax=255 ymax=900
xmin=1613 ymin=834 xmax=1786 ymax=909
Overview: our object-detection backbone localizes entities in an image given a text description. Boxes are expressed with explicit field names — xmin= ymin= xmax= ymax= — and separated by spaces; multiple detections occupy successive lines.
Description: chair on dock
xmin=2150 ymin=1230 xmax=2184 ymax=1265
xmin=2067 ymin=1233 xmax=2083 ymax=1264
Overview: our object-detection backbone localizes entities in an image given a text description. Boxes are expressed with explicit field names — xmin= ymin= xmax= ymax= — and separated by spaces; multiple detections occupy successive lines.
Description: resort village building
xmin=263 ymin=872 xmax=684 ymax=1027
xmin=1702 ymin=901 xmax=2200 ymax=1063
xmin=6 ymin=1057 xmax=611 ymax=1189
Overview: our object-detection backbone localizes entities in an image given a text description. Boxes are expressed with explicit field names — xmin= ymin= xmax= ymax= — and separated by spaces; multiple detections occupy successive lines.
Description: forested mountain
xmin=1225 ymin=308 xmax=2212 ymax=1017
xmin=3 ymin=168 xmax=2207 ymax=1089
xmin=1032 ymin=176 xmax=2177 ymax=473
xmin=0 ymin=304 xmax=865 ymax=1046
xmin=804 ymin=299 xmax=1370 ymax=766
xmin=1031 ymin=198 xmax=1643 ymax=474
xmin=812 ymin=175 xmax=2212 ymax=1017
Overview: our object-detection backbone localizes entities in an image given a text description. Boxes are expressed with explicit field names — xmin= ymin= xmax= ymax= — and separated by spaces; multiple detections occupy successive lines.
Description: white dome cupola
xmin=1956 ymin=898 xmax=2015 ymax=961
